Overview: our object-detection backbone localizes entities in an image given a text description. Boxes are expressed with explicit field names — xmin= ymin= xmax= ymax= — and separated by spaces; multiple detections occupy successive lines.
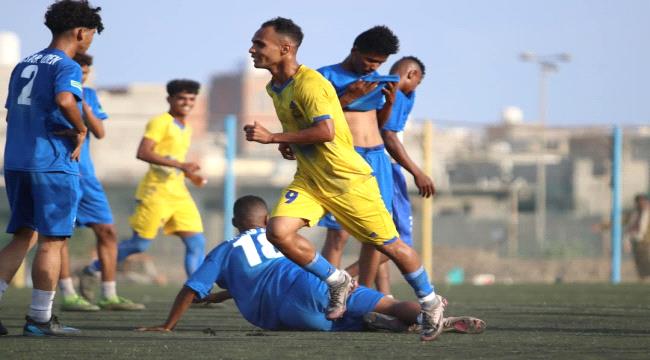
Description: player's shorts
xmin=318 ymin=144 xmax=393 ymax=230
xmin=76 ymin=174 xmax=114 ymax=227
xmin=277 ymin=271 xmax=384 ymax=331
xmin=4 ymin=170 xmax=80 ymax=237
xmin=272 ymin=176 xmax=398 ymax=245
xmin=391 ymin=164 xmax=413 ymax=247
xmin=129 ymin=184 xmax=203 ymax=239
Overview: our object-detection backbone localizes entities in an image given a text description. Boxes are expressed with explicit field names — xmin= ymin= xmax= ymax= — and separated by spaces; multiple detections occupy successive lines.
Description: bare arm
xmin=136 ymin=137 xmax=200 ymax=174
xmin=196 ymin=290 xmax=232 ymax=304
xmin=382 ymin=129 xmax=435 ymax=197
xmin=55 ymin=92 xmax=87 ymax=161
xmin=82 ymin=101 xmax=105 ymax=139
xmin=244 ymin=119 xmax=334 ymax=145
xmin=136 ymin=286 xmax=197 ymax=332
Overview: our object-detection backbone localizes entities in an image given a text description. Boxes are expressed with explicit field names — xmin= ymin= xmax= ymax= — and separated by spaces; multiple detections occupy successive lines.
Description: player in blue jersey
xmin=138 ymin=195 xmax=485 ymax=335
xmin=0 ymin=0 xmax=104 ymax=337
xmin=56 ymin=53 xmax=144 ymax=312
xmin=317 ymin=26 xmax=400 ymax=294
xmin=344 ymin=56 xmax=435 ymax=295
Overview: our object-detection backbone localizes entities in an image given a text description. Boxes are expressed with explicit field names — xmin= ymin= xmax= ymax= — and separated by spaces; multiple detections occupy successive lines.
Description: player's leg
xmin=165 ymin=195 xmax=206 ymax=277
xmin=175 ymin=231 xmax=206 ymax=276
xmin=321 ymin=228 xmax=350 ymax=267
xmin=329 ymin=177 xmax=445 ymax=341
xmin=58 ymin=241 xmax=99 ymax=311
xmin=269 ymin=186 xmax=354 ymax=320
xmin=375 ymin=262 xmax=392 ymax=295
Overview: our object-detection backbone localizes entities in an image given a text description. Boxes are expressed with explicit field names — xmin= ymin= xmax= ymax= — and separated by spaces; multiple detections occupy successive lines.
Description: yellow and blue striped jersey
xmin=267 ymin=65 xmax=372 ymax=197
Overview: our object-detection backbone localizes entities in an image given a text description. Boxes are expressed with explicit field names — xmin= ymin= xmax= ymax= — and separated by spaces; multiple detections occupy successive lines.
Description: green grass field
xmin=1 ymin=283 xmax=649 ymax=359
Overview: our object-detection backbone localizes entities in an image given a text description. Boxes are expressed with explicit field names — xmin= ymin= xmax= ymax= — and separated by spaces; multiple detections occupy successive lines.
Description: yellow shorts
xmin=271 ymin=176 xmax=398 ymax=245
xmin=129 ymin=192 xmax=203 ymax=239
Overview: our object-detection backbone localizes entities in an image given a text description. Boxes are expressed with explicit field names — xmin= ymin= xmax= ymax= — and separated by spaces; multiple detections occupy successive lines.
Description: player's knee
xmin=183 ymin=234 xmax=205 ymax=256
xmin=94 ymin=224 xmax=118 ymax=244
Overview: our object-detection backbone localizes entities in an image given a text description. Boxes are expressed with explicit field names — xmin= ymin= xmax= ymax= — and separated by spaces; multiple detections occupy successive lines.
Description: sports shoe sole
xmin=443 ymin=316 xmax=486 ymax=334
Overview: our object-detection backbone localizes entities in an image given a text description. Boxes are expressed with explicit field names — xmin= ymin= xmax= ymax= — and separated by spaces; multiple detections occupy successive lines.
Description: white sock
xmin=101 ymin=281 xmax=117 ymax=299
xmin=28 ymin=289 xmax=55 ymax=323
xmin=325 ymin=269 xmax=344 ymax=285
xmin=0 ymin=279 xmax=8 ymax=302
xmin=58 ymin=277 xmax=77 ymax=298
xmin=419 ymin=292 xmax=437 ymax=306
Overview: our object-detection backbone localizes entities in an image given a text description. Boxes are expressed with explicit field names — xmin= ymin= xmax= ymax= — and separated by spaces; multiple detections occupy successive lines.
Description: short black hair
xmin=166 ymin=79 xmax=200 ymax=96
xmin=234 ymin=195 xmax=268 ymax=223
xmin=390 ymin=56 xmax=426 ymax=77
xmin=45 ymin=0 xmax=104 ymax=35
xmin=261 ymin=17 xmax=304 ymax=47
xmin=353 ymin=26 xmax=399 ymax=56
xmin=73 ymin=52 xmax=93 ymax=66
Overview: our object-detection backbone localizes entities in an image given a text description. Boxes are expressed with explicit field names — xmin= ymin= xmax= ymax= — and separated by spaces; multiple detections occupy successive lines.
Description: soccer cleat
xmin=0 ymin=319 xmax=8 ymax=336
xmin=363 ymin=312 xmax=411 ymax=332
xmin=420 ymin=295 xmax=447 ymax=341
xmin=22 ymin=315 xmax=80 ymax=336
xmin=326 ymin=271 xmax=356 ymax=320
xmin=61 ymin=294 xmax=100 ymax=312
xmin=79 ymin=265 xmax=100 ymax=302
xmin=97 ymin=296 xmax=146 ymax=311
xmin=443 ymin=316 xmax=486 ymax=334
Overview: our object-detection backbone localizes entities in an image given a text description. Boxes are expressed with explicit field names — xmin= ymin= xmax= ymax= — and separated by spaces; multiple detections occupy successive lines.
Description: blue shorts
xmin=318 ymin=144 xmax=394 ymax=230
xmin=277 ymin=271 xmax=384 ymax=331
xmin=76 ymin=174 xmax=113 ymax=227
xmin=5 ymin=170 xmax=80 ymax=237
xmin=391 ymin=164 xmax=413 ymax=246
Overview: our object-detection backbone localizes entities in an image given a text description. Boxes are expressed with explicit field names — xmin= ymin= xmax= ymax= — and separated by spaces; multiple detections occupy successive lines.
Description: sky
xmin=1 ymin=0 xmax=649 ymax=126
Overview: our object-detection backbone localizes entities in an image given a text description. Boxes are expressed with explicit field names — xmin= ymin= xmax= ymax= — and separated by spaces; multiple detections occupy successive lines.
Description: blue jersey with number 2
xmin=4 ymin=48 xmax=83 ymax=174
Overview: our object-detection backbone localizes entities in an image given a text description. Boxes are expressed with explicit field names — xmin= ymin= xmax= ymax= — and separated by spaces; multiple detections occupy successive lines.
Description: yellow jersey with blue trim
xmin=266 ymin=65 xmax=373 ymax=197
xmin=135 ymin=112 xmax=192 ymax=199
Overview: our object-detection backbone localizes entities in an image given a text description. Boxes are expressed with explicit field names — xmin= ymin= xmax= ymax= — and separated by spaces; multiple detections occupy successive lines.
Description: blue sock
xmin=404 ymin=266 xmax=435 ymax=299
xmin=90 ymin=233 xmax=151 ymax=271
xmin=182 ymin=233 xmax=206 ymax=276
xmin=304 ymin=253 xmax=337 ymax=281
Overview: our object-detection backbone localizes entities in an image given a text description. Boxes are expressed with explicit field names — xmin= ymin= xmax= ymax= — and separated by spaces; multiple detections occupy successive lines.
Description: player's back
xmin=4 ymin=48 xmax=82 ymax=174
xmin=186 ymin=228 xmax=304 ymax=330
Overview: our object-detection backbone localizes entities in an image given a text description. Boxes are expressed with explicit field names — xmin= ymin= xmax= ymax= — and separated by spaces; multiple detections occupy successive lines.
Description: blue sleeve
xmin=84 ymin=88 xmax=108 ymax=120
xmin=184 ymin=243 xmax=231 ymax=299
xmin=55 ymin=60 xmax=83 ymax=100
xmin=382 ymin=97 xmax=405 ymax=132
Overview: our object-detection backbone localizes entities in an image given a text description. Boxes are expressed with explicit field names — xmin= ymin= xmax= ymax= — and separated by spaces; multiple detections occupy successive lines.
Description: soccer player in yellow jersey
xmin=245 ymin=17 xmax=446 ymax=341
xmin=82 ymin=79 xmax=208 ymax=284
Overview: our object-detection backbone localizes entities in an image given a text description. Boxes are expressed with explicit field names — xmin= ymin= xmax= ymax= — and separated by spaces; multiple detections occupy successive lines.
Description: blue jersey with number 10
xmin=4 ymin=48 xmax=83 ymax=174
xmin=185 ymin=228 xmax=303 ymax=330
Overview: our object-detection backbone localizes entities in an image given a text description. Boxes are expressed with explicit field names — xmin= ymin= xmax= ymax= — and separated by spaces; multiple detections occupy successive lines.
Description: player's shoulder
xmin=147 ymin=112 xmax=173 ymax=126
xmin=316 ymin=63 xmax=339 ymax=77
xmin=294 ymin=66 xmax=336 ymax=97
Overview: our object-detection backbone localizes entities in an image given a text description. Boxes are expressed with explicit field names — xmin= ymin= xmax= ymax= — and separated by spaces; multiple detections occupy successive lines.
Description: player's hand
xmin=414 ymin=172 xmax=435 ymax=198
xmin=382 ymin=81 xmax=397 ymax=105
xmin=135 ymin=326 xmax=172 ymax=333
xmin=186 ymin=172 xmax=208 ymax=188
xmin=179 ymin=162 xmax=201 ymax=174
xmin=244 ymin=121 xmax=274 ymax=144
xmin=53 ymin=128 xmax=87 ymax=161
xmin=278 ymin=143 xmax=295 ymax=160
xmin=342 ymin=80 xmax=378 ymax=103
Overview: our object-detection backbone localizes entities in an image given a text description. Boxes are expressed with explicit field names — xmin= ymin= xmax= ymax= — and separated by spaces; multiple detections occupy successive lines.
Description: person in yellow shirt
xmin=81 ymin=80 xmax=207 ymax=294
xmin=244 ymin=17 xmax=446 ymax=342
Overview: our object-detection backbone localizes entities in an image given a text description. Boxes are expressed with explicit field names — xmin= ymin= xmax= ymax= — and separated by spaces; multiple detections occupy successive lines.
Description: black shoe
xmin=0 ymin=319 xmax=8 ymax=336
xmin=23 ymin=315 xmax=80 ymax=337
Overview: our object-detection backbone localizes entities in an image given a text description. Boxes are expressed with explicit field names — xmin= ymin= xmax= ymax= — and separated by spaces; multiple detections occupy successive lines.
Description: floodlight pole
xmin=519 ymin=52 xmax=570 ymax=246
xmin=223 ymin=114 xmax=237 ymax=241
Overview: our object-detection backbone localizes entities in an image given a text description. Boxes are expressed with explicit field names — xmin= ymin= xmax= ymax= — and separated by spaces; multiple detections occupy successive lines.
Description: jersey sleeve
xmin=184 ymin=243 xmax=231 ymax=299
xmin=295 ymin=78 xmax=339 ymax=124
xmin=382 ymin=92 xmax=408 ymax=132
xmin=54 ymin=60 xmax=83 ymax=100
xmin=85 ymin=89 xmax=109 ymax=120
xmin=143 ymin=116 xmax=168 ymax=143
